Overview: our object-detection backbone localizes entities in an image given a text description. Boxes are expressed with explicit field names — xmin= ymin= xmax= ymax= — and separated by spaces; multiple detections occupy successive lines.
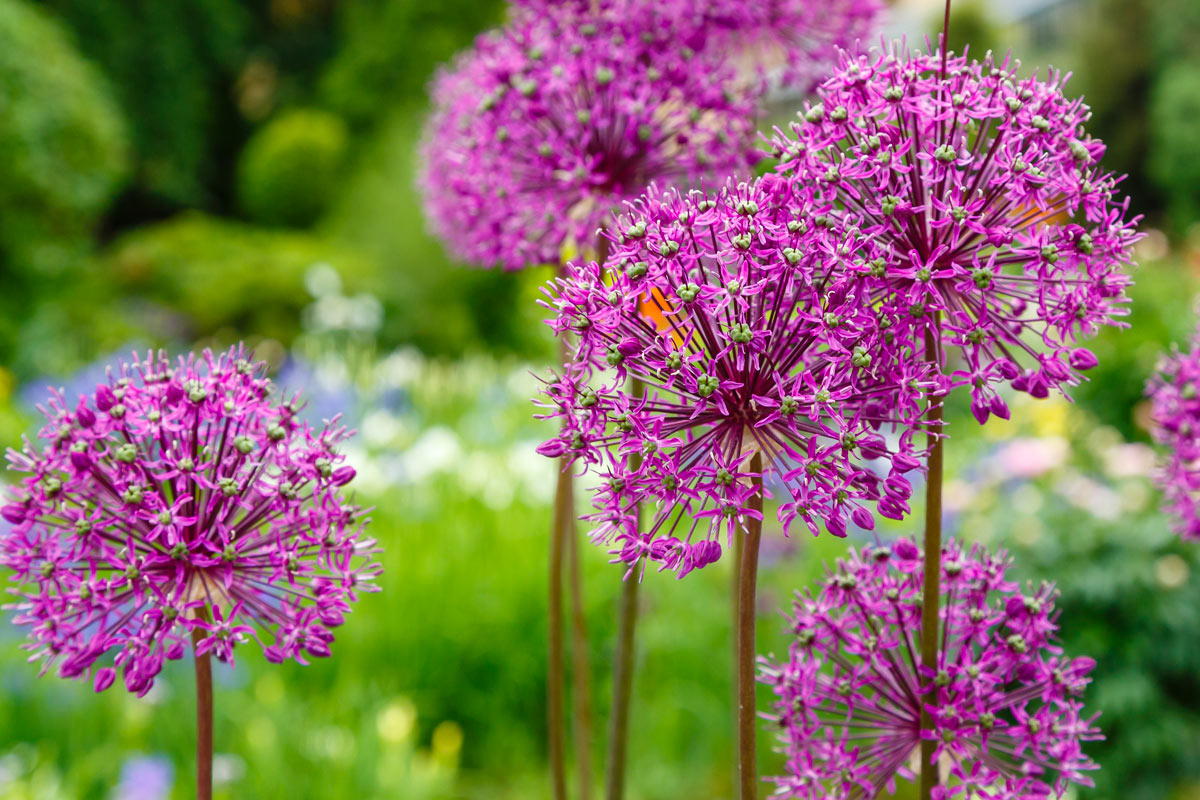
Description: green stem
xmin=192 ymin=628 xmax=213 ymax=800
xmin=604 ymin=569 xmax=639 ymax=800
xmin=549 ymin=460 xmax=570 ymax=800
xmin=731 ymin=522 xmax=744 ymax=795
xmin=548 ymin=286 xmax=573 ymax=800
xmin=919 ymin=325 xmax=945 ymax=800
xmin=736 ymin=451 xmax=764 ymax=800
xmin=605 ymin=376 xmax=645 ymax=800
xmin=568 ymin=505 xmax=594 ymax=800
xmin=922 ymin=0 xmax=952 ymax=788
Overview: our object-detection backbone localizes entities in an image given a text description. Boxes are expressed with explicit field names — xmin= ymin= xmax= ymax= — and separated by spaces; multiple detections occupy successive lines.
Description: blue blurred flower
xmin=17 ymin=347 xmax=140 ymax=413
xmin=111 ymin=754 xmax=173 ymax=800
xmin=275 ymin=355 xmax=361 ymax=430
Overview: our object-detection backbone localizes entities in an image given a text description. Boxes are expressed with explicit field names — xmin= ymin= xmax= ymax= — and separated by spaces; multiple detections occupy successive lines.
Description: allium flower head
xmin=419 ymin=2 xmax=762 ymax=270
xmin=760 ymin=537 xmax=1101 ymax=799
xmin=537 ymin=177 xmax=932 ymax=577
xmin=705 ymin=0 xmax=882 ymax=91
xmin=771 ymin=45 xmax=1141 ymax=424
xmin=512 ymin=0 xmax=882 ymax=94
xmin=1147 ymin=327 xmax=1200 ymax=539
xmin=1 ymin=347 xmax=381 ymax=696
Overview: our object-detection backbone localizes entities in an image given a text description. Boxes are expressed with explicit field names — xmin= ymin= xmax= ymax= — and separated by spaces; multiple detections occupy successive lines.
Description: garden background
xmin=2 ymin=0 xmax=1200 ymax=797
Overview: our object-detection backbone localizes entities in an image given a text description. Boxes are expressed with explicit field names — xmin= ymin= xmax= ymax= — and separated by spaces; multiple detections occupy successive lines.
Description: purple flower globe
xmin=418 ymin=2 xmax=764 ymax=271
xmin=1 ymin=347 xmax=381 ymax=696
xmin=511 ymin=0 xmax=882 ymax=93
xmin=1147 ymin=328 xmax=1200 ymax=539
xmin=760 ymin=537 xmax=1101 ymax=800
xmin=538 ymin=177 xmax=933 ymax=577
xmin=771 ymin=45 xmax=1141 ymax=424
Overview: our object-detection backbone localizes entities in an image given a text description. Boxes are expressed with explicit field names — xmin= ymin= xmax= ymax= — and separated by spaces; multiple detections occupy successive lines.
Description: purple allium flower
xmin=418 ymin=2 xmax=763 ymax=270
xmin=511 ymin=0 xmax=882 ymax=94
xmin=537 ymin=177 xmax=933 ymax=577
xmin=1147 ymin=330 xmax=1200 ymax=539
xmin=705 ymin=0 xmax=883 ymax=93
xmin=0 ymin=347 xmax=381 ymax=696
xmin=771 ymin=45 xmax=1141 ymax=424
xmin=760 ymin=537 xmax=1101 ymax=800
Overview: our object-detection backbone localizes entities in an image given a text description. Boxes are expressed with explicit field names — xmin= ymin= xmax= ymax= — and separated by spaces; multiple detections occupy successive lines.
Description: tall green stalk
xmin=919 ymin=325 xmax=945 ymax=800
xmin=604 ymin=377 xmax=645 ymax=800
xmin=192 ymin=628 xmax=213 ymax=800
xmin=568 ymin=511 xmax=593 ymax=800
xmin=736 ymin=451 xmax=764 ymax=800
xmin=548 ymin=277 xmax=574 ymax=800
xmin=920 ymin=8 xmax=953 ymax=795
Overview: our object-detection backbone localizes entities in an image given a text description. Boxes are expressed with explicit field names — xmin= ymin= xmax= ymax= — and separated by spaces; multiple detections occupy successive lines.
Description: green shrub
xmin=1070 ymin=254 xmax=1199 ymax=440
xmin=1149 ymin=62 xmax=1200 ymax=229
xmin=934 ymin=0 xmax=1000 ymax=59
xmin=43 ymin=0 xmax=250 ymax=207
xmin=0 ymin=0 xmax=128 ymax=276
xmin=320 ymin=0 xmax=504 ymax=127
xmin=103 ymin=212 xmax=375 ymax=343
xmin=323 ymin=108 xmax=552 ymax=360
xmin=238 ymin=108 xmax=350 ymax=228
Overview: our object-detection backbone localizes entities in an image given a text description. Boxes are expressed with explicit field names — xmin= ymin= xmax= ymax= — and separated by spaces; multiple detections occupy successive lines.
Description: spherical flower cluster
xmin=760 ymin=537 xmax=1101 ymax=800
xmin=705 ymin=0 xmax=882 ymax=91
xmin=1 ymin=347 xmax=381 ymax=696
xmin=1147 ymin=328 xmax=1200 ymax=539
xmin=771 ymin=45 xmax=1141 ymax=424
xmin=537 ymin=177 xmax=932 ymax=578
xmin=512 ymin=0 xmax=882 ymax=94
xmin=419 ymin=2 xmax=762 ymax=270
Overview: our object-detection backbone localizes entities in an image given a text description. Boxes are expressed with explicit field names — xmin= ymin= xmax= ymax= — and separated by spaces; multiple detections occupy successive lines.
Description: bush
xmin=238 ymin=108 xmax=350 ymax=228
xmin=103 ymin=212 xmax=375 ymax=343
xmin=1149 ymin=62 xmax=1200 ymax=229
xmin=323 ymin=109 xmax=553 ymax=360
xmin=0 ymin=0 xmax=128 ymax=276
xmin=320 ymin=0 xmax=504 ymax=127
xmin=43 ymin=0 xmax=250 ymax=207
xmin=1070 ymin=253 xmax=1200 ymax=440
xmin=934 ymin=0 xmax=1000 ymax=59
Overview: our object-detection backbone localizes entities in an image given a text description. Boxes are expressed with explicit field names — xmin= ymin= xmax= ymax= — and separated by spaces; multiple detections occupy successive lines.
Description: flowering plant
xmin=539 ymin=177 xmax=933 ymax=576
xmin=760 ymin=536 xmax=1101 ymax=800
xmin=1 ymin=347 xmax=381 ymax=696
xmin=419 ymin=2 xmax=764 ymax=270
xmin=771 ymin=45 xmax=1141 ymax=423
xmin=1148 ymin=323 xmax=1200 ymax=540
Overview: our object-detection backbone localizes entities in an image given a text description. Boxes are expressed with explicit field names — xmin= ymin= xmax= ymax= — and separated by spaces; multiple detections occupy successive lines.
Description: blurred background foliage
xmin=1 ymin=0 xmax=1200 ymax=797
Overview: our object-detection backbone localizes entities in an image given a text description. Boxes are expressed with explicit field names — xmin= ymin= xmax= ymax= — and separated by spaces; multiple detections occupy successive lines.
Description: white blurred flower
xmin=402 ymin=427 xmax=463 ymax=483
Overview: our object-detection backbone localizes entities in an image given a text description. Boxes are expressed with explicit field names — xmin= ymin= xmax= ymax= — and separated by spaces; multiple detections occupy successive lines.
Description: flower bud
xmin=1069 ymin=347 xmax=1098 ymax=371
xmin=1 ymin=503 xmax=27 ymax=524
xmin=75 ymin=399 xmax=96 ymax=428
xmin=537 ymin=439 xmax=568 ymax=458
xmin=93 ymin=668 xmax=116 ymax=693
xmin=95 ymin=385 xmax=116 ymax=412
xmin=850 ymin=506 xmax=875 ymax=531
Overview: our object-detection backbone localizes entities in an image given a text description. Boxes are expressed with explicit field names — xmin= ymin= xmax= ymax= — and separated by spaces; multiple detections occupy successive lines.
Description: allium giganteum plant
xmin=760 ymin=538 xmax=1101 ymax=800
xmin=419 ymin=2 xmax=758 ymax=271
xmin=0 ymin=347 xmax=379 ymax=799
xmin=419 ymin=2 xmax=882 ymax=799
xmin=539 ymin=177 xmax=933 ymax=568
xmin=535 ymin=12 xmax=1139 ymax=800
xmin=0 ymin=0 xmax=1158 ymax=797
xmin=1148 ymin=323 xmax=1200 ymax=539
xmin=539 ymin=175 xmax=937 ymax=798
xmin=419 ymin=0 xmax=883 ymax=271
xmin=770 ymin=44 xmax=1140 ymax=419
